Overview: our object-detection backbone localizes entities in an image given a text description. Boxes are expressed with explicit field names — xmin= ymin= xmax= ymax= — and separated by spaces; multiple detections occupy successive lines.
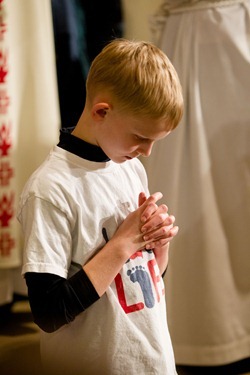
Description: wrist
xmin=83 ymin=239 xmax=132 ymax=297
xmin=153 ymin=243 xmax=170 ymax=275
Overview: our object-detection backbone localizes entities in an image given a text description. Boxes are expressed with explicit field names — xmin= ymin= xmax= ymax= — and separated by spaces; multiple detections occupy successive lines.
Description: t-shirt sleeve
xmin=19 ymin=195 xmax=74 ymax=278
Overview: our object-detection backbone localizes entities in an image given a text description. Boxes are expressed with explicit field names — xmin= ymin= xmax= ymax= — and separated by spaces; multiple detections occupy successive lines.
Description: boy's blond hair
xmin=86 ymin=38 xmax=183 ymax=130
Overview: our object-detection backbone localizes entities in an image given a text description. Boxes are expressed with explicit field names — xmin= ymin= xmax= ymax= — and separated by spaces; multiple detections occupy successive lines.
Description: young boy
xmin=18 ymin=39 xmax=183 ymax=375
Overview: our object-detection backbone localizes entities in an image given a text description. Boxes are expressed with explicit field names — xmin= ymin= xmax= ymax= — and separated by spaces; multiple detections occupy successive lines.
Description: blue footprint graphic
xmin=127 ymin=266 xmax=155 ymax=308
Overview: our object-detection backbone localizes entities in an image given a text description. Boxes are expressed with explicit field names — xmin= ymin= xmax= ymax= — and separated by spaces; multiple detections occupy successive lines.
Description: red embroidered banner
xmin=0 ymin=0 xmax=60 ymax=270
xmin=0 ymin=0 xmax=18 ymax=267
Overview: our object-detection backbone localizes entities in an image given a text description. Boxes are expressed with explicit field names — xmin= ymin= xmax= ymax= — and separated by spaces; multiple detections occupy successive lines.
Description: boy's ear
xmin=91 ymin=103 xmax=110 ymax=120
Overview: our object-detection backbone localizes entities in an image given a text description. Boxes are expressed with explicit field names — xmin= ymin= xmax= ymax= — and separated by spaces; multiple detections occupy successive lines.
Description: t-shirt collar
xmin=57 ymin=127 xmax=110 ymax=162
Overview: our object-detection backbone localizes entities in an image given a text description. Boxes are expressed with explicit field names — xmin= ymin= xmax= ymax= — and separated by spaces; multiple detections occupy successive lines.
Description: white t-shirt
xmin=18 ymin=146 xmax=177 ymax=375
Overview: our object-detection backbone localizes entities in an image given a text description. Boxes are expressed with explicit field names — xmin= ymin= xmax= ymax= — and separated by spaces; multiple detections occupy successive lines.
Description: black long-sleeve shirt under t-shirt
xmin=25 ymin=127 xmax=110 ymax=333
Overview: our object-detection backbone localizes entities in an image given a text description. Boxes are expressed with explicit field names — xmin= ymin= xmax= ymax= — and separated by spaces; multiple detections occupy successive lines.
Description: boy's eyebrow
xmin=136 ymin=132 xmax=169 ymax=142
xmin=136 ymin=134 xmax=149 ymax=139
xmin=135 ymin=134 xmax=154 ymax=142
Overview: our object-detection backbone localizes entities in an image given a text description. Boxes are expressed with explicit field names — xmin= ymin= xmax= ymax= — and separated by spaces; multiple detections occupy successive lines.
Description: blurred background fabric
xmin=51 ymin=0 xmax=123 ymax=128
xmin=143 ymin=0 xmax=250 ymax=367
xmin=0 ymin=0 xmax=60 ymax=310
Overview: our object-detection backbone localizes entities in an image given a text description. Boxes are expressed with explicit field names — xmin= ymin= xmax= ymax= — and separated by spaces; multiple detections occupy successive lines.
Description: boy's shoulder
xmin=19 ymin=147 xmax=68 ymax=203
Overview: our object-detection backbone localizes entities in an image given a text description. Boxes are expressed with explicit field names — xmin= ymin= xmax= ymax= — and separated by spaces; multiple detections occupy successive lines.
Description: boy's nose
xmin=139 ymin=142 xmax=154 ymax=157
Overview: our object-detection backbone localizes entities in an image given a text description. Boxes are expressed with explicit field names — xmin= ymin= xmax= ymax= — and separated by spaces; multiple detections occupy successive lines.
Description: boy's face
xmin=96 ymin=108 xmax=170 ymax=164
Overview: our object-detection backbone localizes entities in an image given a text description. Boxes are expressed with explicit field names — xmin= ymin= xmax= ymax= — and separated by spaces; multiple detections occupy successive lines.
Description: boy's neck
xmin=72 ymin=111 xmax=98 ymax=146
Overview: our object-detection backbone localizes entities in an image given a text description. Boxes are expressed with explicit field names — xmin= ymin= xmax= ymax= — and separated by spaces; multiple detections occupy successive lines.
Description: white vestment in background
xmin=143 ymin=0 xmax=250 ymax=365
xmin=0 ymin=0 xmax=60 ymax=304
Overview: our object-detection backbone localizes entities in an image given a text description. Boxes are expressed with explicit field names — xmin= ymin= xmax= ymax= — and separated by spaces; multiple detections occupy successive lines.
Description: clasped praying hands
xmin=138 ymin=191 xmax=179 ymax=251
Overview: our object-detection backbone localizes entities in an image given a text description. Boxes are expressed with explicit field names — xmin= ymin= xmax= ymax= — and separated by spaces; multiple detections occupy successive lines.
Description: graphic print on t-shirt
xmin=102 ymin=226 xmax=165 ymax=315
